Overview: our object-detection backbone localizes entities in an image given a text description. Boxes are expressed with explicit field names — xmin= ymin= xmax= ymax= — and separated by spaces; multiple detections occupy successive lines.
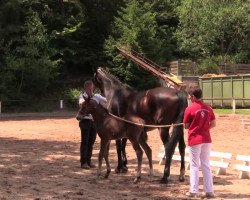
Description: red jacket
xmin=183 ymin=100 xmax=215 ymax=146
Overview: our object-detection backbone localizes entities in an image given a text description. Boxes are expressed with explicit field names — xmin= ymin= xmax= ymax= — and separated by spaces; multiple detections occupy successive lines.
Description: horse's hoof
xmin=104 ymin=174 xmax=109 ymax=179
xmin=179 ymin=176 xmax=185 ymax=182
xmin=104 ymin=170 xmax=111 ymax=179
xmin=115 ymin=168 xmax=121 ymax=174
xmin=160 ymin=177 xmax=168 ymax=184
xmin=148 ymin=169 xmax=154 ymax=177
xmin=97 ymin=172 xmax=102 ymax=179
xmin=121 ymin=166 xmax=128 ymax=173
xmin=133 ymin=177 xmax=141 ymax=184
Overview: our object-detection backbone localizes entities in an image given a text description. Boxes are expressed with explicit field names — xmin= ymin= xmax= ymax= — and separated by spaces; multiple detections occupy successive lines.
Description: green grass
xmin=214 ymin=109 xmax=250 ymax=115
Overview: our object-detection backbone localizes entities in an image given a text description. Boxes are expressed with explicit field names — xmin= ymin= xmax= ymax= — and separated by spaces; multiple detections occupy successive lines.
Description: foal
xmin=79 ymin=97 xmax=153 ymax=183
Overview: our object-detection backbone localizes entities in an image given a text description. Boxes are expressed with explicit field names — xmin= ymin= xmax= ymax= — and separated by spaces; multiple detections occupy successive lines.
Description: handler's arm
xmin=210 ymin=120 xmax=216 ymax=129
xmin=79 ymin=95 xmax=85 ymax=108
xmin=184 ymin=123 xmax=190 ymax=129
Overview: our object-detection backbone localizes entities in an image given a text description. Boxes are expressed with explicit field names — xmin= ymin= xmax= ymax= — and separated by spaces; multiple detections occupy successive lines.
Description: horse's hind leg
xmin=104 ymin=141 xmax=111 ymax=178
xmin=139 ymin=132 xmax=153 ymax=178
xmin=161 ymin=127 xmax=179 ymax=184
xmin=130 ymin=141 xmax=143 ymax=184
xmin=178 ymin=129 xmax=186 ymax=182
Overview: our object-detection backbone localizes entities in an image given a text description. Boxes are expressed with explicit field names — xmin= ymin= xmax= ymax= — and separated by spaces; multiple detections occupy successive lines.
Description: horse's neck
xmin=104 ymin=85 xmax=133 ymax=100
xmin=105 ymin=87 xmax=134 ymax=115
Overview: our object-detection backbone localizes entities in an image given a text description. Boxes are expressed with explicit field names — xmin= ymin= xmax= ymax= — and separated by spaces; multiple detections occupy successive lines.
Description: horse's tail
xmin=175 ymin=90 xmax=188 ymax=124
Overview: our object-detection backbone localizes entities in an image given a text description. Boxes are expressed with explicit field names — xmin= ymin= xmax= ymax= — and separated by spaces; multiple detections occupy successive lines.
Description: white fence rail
xmin=0 ymin=98 xmax=249 ymax=114
xmin=0 ymin=99 xmax=78 ymax=114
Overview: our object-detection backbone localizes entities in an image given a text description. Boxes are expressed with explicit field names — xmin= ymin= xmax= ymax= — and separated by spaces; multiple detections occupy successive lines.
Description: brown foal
xmin=78 ymin=97 xmax=153 ymax=183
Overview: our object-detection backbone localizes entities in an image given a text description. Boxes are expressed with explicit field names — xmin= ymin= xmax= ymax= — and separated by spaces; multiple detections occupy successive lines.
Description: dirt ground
xmin=0 ymin=114 xmax=249 ymax=200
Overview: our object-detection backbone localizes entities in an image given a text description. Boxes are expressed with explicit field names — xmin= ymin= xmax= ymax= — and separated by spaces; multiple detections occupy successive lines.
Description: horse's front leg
xmin=130 ymin=141 xmax=143 ymax=184
xmin=139 ymin=130 xmax=153 ymax=178
xmin=115 ymin=139 xmax=123 ymax=173
xmin=98 ymin=139 xmax=108 ymax=178
xmin=121 ymin=138 xmax=128 ymax=172
xmin=104 ymin=142 xmax=111 ymax=178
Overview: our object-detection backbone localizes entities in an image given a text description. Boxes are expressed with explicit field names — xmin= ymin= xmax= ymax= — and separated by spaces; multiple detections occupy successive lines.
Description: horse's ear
xmin=92 ymin=66 xmax=98 ymax=73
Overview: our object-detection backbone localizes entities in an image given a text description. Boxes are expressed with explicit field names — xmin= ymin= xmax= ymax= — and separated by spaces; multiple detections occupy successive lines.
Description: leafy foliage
xmin=176 ymin=0 xmax=250 ymax=64
xmin=1 ymin=9 xmax=59 ymax=99
xmin=104 ymin=0 xmax=167 ymax=89
xmin=0 ymin=0 xmax=249 ymax=102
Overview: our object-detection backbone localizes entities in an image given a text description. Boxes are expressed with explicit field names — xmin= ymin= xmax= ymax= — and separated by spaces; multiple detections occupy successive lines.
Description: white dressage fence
xmin=158 ymin=146 xmax=250 ymax=179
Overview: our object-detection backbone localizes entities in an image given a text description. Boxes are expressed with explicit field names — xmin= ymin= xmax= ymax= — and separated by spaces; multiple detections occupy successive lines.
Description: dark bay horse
xmin=94 ymin=67 xmax=188 ymax=183
xmin=78 ymin=97 xmax=153 ymax=183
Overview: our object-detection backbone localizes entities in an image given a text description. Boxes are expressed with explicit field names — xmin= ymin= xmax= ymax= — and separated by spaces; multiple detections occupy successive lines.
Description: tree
xmin=79 ymin=0 xmax=124 ymax=69
xmin=151 ymin=0 xmax=182 ymax=61
xmin=104 ymin=0 xmax=167 ymax=89
xmin=1 ymin=10 xmax=59 ymax=99
xmin=176 ymin=0 xmax=250 ymax=65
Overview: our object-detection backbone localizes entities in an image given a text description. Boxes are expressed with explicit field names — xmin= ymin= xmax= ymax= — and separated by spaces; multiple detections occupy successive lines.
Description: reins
xmin=108 ymin=112 xmax=184 ymax=128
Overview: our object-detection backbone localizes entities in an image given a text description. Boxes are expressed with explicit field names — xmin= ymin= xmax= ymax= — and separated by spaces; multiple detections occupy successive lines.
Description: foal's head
xmin=80 ymin=97 xmax=108 ymax=118
xmin=80 ymin=97 xmax=98 ymax=115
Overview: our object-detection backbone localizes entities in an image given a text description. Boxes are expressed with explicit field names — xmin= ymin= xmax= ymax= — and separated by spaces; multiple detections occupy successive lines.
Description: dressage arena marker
xmin=158 ymin=147 xmax=233 ymax=175
xmin=234 ymin=154 xmax=250 ymax=179
xmin=240 ymin=118 xmax=250 ymax=129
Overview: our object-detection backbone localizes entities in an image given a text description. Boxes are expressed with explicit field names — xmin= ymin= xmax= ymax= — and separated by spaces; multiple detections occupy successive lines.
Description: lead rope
xmin=108 ymin=112 xmax=184 ymax=128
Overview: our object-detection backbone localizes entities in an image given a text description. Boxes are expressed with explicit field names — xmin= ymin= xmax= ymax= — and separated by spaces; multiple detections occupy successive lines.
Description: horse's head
xmin=94 ymin=67 xmax=125 ymax=96
xmin=94 ymin=68 xmax=105 ymax=94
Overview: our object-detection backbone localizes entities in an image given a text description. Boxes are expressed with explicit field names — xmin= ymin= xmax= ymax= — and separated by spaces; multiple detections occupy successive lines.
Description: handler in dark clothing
xmin=78 ymin=80 xmax=107 ymax=169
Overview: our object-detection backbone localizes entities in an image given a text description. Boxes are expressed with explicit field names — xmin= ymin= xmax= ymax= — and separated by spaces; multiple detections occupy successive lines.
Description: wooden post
xmin=60 ymin=100 xmax=63 ymax=109
xmin=211 ymin=78 xmax=214 ymax=107
xmin=221 ymin=78 xmax=224 ymax=107
xmin=242 ymin=76 xmax=245 ymax=107
xmin=232 ymin=99 xmax=236 ymax=114
xmin=239 ymin=161 xmax=249 ymax=179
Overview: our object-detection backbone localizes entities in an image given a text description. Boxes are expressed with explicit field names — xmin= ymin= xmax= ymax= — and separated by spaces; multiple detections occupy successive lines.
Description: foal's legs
xmin=104 ymin=141 xmax=111 ymax=178
xmin=98 ymin=139 xmax=109 ymax=178
xmin=139 ymin=134 xmax=153 ymax=177
xmin=115 ymin=139 xmax=125 ymax=173
xmin=159 ymin=127 xmax=170 ymax=147
xmin=130 ymin=141 xmax=143 ymax=184
xmin=159 ymin=127 xmax=170 ymax=164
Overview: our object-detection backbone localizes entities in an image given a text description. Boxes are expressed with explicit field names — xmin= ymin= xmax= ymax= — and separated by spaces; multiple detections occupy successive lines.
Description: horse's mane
xmin=98 ymin=67 xmax=134 ymax=90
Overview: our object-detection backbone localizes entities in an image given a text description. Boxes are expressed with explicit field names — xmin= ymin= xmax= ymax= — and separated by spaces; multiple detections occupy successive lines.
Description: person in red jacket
xmin=184 ymin=86 xmax=216 ymax=198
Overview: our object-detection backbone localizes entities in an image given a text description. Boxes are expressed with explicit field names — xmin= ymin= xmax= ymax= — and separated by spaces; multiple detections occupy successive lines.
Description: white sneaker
xmin=201 ymin=192 xmax=215 ymax=199
xmin=185 ymin=192 xmax=198 ymax=198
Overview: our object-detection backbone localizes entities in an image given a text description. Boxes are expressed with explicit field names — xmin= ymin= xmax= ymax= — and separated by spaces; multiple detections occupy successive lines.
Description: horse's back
xmin=127 ymin=87 xmax=182 ymax=124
